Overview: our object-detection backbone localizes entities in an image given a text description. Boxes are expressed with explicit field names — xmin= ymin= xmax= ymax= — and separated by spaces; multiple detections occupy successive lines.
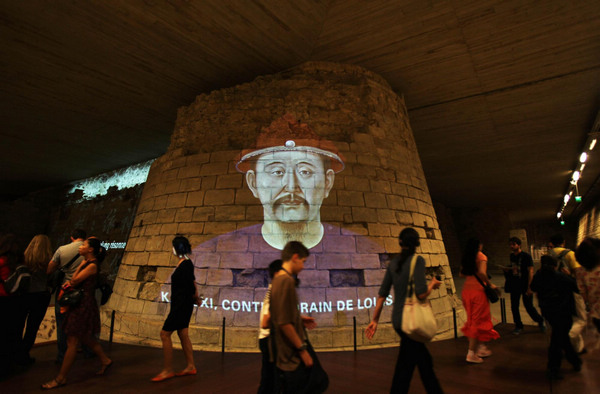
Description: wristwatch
xmin=297 ymin=342 xmax=308 ymax=351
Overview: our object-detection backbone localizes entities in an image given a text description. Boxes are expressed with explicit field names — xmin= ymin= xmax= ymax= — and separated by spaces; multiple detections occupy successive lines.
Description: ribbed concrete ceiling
xmin=1 ymin=1 xmax=599 ymax=223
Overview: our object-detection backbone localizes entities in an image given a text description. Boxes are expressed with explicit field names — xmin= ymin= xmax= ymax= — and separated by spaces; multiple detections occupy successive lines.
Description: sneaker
xmin=477 ymin=345 xmax=492 ymax=358
xmin=466 ymin=353 xmax=484 ymax=364
xmin=512 ymin=328 xmax=522 ymax=336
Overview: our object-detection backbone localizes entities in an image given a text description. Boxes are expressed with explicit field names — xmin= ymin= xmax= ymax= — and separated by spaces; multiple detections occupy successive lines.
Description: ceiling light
xmin=557 ymin=212 xmax=562 ymax=219
xmin=564 ymin=194 xmax=570 ymax=203
xmin=580 ymin=152 xmax=588 ymax=163
xmin=580 ymin=164 xmax=586 ymax=171
xmin=572 ymin=171 xmax=580 ymax=181
xmin=590 ymin=139 xmax=597 ymax=150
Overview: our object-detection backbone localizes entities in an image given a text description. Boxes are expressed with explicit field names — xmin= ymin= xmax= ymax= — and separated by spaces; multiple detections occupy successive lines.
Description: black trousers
xmin=391 ymin=331 xmax=443 ymax=394
xmin=15 ymin=291 xmax=51 ymax=360
xmin=258 ymin=336 xmax=278 ymax=394
xmin=510 ymin=289 xmax=543 ymax=328
xmin=545 ymin=312 xmax=580 ymax=373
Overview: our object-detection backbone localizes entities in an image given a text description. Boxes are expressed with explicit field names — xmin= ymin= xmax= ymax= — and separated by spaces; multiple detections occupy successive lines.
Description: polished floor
xmin=1 ymin=322 xmax=598 ymax=393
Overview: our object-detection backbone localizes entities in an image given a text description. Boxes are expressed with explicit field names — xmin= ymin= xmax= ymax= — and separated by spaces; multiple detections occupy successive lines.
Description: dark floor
xmin=1 ymin=323 xmax=598 ymax=393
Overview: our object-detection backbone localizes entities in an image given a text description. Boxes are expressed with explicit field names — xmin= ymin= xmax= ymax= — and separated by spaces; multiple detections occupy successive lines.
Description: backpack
xmin=2 ymin=265 xmax=32 ymax=294
xmin=549 ymin=249 xmax=570 ymax=271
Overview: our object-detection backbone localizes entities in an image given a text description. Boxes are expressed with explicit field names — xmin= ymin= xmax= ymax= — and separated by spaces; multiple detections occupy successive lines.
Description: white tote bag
xmin=401 ymin=255 xmax=437 ymax=342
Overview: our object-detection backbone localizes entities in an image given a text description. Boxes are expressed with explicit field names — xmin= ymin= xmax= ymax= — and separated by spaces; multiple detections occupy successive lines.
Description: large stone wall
xmin=106 ymin=62 xmax=463 ymax=351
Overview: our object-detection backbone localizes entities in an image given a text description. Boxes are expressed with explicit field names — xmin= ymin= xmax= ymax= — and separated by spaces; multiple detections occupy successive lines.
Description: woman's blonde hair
xmin=24 ymin=234 xmax=53 ymax=272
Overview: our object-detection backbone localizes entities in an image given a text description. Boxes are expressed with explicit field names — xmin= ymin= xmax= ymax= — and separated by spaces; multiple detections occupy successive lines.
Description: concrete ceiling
xmin=1 ymin=0 xmax=600 ymax=223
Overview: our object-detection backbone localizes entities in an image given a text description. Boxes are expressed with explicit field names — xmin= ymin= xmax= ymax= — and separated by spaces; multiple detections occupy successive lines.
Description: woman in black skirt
xmin=152 ymin=236 xmax=200 ymax=382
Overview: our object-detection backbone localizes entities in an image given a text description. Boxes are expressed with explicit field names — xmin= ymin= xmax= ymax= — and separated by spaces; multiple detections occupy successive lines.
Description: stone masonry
xmin=103 ymin=62 xmax=464 ymax=351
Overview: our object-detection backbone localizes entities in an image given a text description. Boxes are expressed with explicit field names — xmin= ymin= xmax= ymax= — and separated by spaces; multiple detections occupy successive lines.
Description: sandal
xmin=41 ymin=378 xmax=67 ymax=390
xmin=96 ymin=361 xmax=113 ymax=375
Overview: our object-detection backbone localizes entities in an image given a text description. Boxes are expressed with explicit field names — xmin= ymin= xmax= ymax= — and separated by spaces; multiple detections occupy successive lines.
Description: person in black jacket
xmin=530 ymin=255 xmax=581 ymax=380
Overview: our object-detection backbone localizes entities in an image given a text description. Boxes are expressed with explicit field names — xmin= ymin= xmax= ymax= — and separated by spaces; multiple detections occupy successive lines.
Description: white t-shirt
xmin=51 ymin=241 xmax=84 ymax=283
xmin=258 ymin=285 xmax=271 ymax=339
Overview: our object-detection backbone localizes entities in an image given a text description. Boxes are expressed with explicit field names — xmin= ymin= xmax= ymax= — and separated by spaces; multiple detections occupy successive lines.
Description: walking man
xmin=504 ymin=237 xmax=545 ymax=335
xmin=548 ymin=234 xmax=587 ymax=353
xmin=46 ymin=229 xmax=86 ymax=363
xmin=269 ymin=241 xmax=327 ymax=393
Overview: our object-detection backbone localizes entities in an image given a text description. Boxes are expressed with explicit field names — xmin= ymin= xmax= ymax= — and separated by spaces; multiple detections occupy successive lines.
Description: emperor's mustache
xmin=273 ymin=194 xmax=308 ymax=207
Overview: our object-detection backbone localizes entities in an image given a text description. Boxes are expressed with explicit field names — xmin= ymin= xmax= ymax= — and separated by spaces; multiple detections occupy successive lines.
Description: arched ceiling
xmin=1 ymin=0 xmax=599 ymax=223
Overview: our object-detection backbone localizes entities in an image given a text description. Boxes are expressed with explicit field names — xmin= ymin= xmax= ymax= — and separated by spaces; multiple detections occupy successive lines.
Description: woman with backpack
xmin=42 ymin=237 xmax=112 ymax=389
xmin=15 ymin=234 xmax=53 ymax=365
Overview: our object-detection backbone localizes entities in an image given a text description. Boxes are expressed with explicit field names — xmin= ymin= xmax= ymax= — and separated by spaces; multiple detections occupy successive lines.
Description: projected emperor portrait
xmin=236 ymin=114 xmax=344 ymax=250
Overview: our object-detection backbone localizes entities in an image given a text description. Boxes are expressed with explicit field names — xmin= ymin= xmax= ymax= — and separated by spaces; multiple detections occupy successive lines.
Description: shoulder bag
xmin=474 ymin=274 xmax=500 ymax=303
xmin=47 ymin=253 xmax=81 ymax=293
xmin=401 ymin=255 xmax=437 ymax=342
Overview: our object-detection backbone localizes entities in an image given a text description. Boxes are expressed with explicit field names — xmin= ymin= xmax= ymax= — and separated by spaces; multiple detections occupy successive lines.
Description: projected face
xmin=246 ymin=151 xmax=335 ymax=223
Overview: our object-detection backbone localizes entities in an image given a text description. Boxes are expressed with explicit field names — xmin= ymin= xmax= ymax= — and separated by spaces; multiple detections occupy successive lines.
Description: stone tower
xmin=104 ymin=62 xmax=462 ymax=351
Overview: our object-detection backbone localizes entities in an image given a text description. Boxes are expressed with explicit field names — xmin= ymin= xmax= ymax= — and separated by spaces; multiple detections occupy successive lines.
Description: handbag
xmin=401 ymin=255 xmax=437 ymax=342
xmin=475 ymin=274 xmax=500 ymax=303
xmin=58 ymin=287 xmax=84 ymax=306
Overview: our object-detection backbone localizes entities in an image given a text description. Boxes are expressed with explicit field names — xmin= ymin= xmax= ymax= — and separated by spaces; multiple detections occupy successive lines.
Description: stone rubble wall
xmin=104 ymin=62 xmax=464 ymax=351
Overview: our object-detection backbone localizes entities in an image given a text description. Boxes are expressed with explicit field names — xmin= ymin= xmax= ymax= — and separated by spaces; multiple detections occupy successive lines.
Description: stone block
xmin=351 ymin=207 xmax=377 ymax=222
xmin=370 ymin=180 xmax=391 ymax=194
xmin=145 ymin=236 xmax=166 ymax=252
xmin=326 ymin=288 xmax=357 ymax=306
xmin=356 ymin=237 xmax=385 ymax=253
xmin=157 ymin=209 xmax=177 ymax=223
xmin=384 ymin=237 xmax=401 ymax=253
xmin=337 ymin=191 xmax=364 ymax=207
xmin=330 ymin=270 xmax=363 ymax=287
xmin=219 ymin=253 xmax=254 ymax=269
xmin=297 ymin=269 xmax=330 ymax=288
xmin=320 ymin=206 xmax=349 ymax=222
xmin=235 ymin=188 xmax=259 ymax=205
xmin=180 ymin=177 xmax=202 ymax=192
xmin=344 ymin=176 xmax=371 ymax=191
xmin=206 ymin=268 xmax=233 ymax=286
xmin=351 ymin=254 xmax=380 ymax=269
xmin=377 ymin=209 xmax=397 ymax=224
xmin=186 ymin=191 xmax=205 ymax=207
xmin=367 ymin=223 xmax=390 ymax=237
xmin=386 ymin=195 xmax=406 ymax=210
xmin=204 ymin=222 xmax=238 ymax=235
xmin=192 ymin=207 xmax=215 ymax=222
xmin=188 ymin=326 xmax=220 ymax=346
xmin=138 ymin=282 xmax=161 ymax=301
xmin=164 ymin=179 xmax=181 ymax=195
xmin=159 ymin=223 xmax=178 ymax=235
xmin=155 ymin=267 xmax=173 ymax=283
xmin=224 ymin=328 xmax=258 ymax=349
xmin=322 ymin=235 xmax=357 ymax=253
xmin=126 ymin=298 xmax=145 ymax=314
xmin=177 ymin=166 xmax=200 ymax=179
xmin=340 ymin=224 xmax=368 ymax=236
xmin=153 ymin=195 xmax=168 ymax=210
xmin=186 ymin=153 xmax=211 ymax=167
xmin=315 ymin=253 xmax=353 ymax=269
xmin=200 ymin=175 xmax=217 ymax=190
xmin=308 ymin=329 xmax=333 ymax=349
xmin=200 ymin=161 xmax=230 ymax=176
xmin=204 ymin=189 xmax=235 ymax=205
xmin=396 ymin=211 xmax=413 ymax=225
xmin=404 ymin=198 xmax=418 ymax=212
xmin=143 ymin=224 xmax=162 ymax=236
xmin=216 ymin=174 xmax=243 ymax=189
xmin=364 ymin=192 xmax=388 ymax=208
xmin=166 ymin=193 xmax=187 ymax=209
xmin=132 ymin=252 xmax=150 ymax=266
xmin=174 ymin=207 xmax=195 ymax=223
xmin=214 ymin=206 xmax=246 ymax=221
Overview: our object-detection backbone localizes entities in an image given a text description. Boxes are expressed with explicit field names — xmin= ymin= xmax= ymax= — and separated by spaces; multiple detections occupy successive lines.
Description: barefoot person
xmin=42 ymin=237 xmax=112 ymax=389
xmin=152 ymin=236 xmax=200 ymax=382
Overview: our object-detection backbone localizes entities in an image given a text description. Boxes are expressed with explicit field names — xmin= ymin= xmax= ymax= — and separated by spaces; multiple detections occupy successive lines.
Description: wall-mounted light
xmin=580 ymin=152 xmax=588 ymax=163
xmin=564 ymin=194 xmax=570 ymax=203
xmin=557 ymin=212 xmax=562 ymax=219
xmin=590 ymin=139 xmax=597 ymax=150
xmin=572 ymin=171 xmax=580 ymax=182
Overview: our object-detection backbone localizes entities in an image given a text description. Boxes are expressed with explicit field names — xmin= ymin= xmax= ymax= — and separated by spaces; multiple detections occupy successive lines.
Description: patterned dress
xmin=62 ymin=261 xmax=100 ymax=338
